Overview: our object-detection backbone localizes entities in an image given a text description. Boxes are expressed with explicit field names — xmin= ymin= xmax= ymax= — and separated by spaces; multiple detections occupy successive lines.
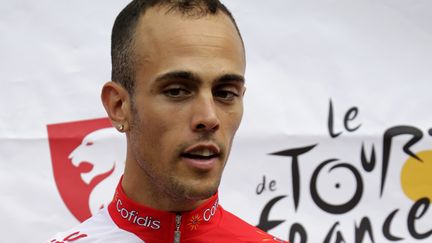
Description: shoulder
xmin=44 ymin=208 xmax=141 ymax=243
xmin=216 ymin=207 xmax=289 ymax=243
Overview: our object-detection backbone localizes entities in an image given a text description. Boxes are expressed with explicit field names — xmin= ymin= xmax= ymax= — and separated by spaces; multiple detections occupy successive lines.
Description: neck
xmin=122 ymin=157 xmax=206 ymax=212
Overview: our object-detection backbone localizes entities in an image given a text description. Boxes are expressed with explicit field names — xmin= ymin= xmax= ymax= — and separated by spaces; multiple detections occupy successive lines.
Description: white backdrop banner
xmin=1 ymin=0 xmax=431 ymax=242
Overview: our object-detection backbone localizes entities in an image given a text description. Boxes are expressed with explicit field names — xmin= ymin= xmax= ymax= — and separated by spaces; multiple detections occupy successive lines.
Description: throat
xmin=121 ymin=169 xmax=206 ymax=212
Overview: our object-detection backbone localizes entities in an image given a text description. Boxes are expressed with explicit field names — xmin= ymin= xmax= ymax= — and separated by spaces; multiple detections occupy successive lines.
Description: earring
xmin=117 ymin=124 xmax=125 ymax=132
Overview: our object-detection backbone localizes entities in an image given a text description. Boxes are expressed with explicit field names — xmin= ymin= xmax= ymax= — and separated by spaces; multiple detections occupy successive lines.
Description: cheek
xmin=231 ymin=103 xmax=244 ymax=127
xmin=136 ymin=108 xmax=181 ymax=154
xmin=236 ymin=105 xmax=244 ymax=127
xmin=222 ymin=106 xmax=243 ymax=137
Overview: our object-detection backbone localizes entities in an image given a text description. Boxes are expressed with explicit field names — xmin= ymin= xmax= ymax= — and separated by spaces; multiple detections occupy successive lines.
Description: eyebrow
xmin=216 ymin=73 xmax=245 ymax=84
xmin=154 ymin=70 xmax=245 ymax=85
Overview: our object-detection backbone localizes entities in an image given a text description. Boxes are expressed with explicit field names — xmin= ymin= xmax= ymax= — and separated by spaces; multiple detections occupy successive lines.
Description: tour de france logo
xmin=47 ymin=118 xmax=126 ymax=222
xmin=255 ymin=99 xmax=432 ymax=243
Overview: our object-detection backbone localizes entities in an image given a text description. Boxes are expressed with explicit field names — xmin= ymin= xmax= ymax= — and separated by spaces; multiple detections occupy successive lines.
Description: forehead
xmin=132 ymin=6 xmax=245 ymax=71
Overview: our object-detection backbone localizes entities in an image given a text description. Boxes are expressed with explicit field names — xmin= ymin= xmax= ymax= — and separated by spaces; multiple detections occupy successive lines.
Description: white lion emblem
xmin=69 ymin=127 xmax=126 ymax=215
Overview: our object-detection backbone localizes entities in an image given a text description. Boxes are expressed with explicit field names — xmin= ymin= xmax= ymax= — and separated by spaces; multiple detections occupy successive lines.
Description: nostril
xmin=196 ymin=123 xmax=206 ymax=129
xmin=194 ymin=123 xmax=219 ymax=132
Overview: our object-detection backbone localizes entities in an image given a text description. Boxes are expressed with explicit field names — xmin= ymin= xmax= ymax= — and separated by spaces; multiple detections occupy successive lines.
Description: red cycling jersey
xmin=48 ymin=179 xmax=288 ymax=243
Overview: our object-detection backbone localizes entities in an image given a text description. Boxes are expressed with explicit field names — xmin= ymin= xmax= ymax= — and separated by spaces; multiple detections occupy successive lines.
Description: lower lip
xmin=181 ymin=156 xmax=219 ymax=171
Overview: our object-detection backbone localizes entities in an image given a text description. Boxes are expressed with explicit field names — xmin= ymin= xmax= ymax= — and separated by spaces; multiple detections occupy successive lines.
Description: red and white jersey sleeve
xmin=46 ymin=179 xmax=289 ymax=243
xmin=47 ymin=207 xmax=142 ymax=243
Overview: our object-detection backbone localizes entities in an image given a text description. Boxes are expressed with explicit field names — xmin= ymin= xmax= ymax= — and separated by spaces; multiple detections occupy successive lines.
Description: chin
xmin=167 ymin=172 xmax=221 ymax=201
xmin=186 ymin=188 xmax=217 ymax=201
xmin=182 ymin=179 xmax=220 ymax=201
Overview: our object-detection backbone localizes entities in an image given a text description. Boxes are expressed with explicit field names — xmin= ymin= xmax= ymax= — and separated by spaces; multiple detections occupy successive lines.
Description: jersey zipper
xmin=173 ymin=214 xmax=182 ymax=243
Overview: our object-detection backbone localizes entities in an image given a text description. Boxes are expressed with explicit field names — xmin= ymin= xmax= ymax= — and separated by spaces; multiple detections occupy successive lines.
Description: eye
xmin=213 ymin=87 xmax=239 ymax=102
xmin=214 ymin=90 xmax=236 ymax=99
xmin=163 ymin=87 xmax=192 ymax=99
xmin=85 ymin=141 xmax=93 ymax=146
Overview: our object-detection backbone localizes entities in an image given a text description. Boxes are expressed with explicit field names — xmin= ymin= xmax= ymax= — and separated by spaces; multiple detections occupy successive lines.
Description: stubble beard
xmin=129 ymin=104 xmax=224 ymax=204
xmin=133 ymin=151 xmax=223 ymax=204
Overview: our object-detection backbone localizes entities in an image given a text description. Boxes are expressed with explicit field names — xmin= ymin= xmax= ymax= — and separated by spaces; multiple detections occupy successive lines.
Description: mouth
xmin=71 ymin=161 xmax=94 ymax=184
xmin=180 ymin=144 xmax=221 ymax=171
xmin=73 ymin=160 xmax=94 ymax=173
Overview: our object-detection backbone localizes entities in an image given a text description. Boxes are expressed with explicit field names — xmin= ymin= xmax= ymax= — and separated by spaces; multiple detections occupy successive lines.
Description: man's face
xmin=127 ymin=7 xmax=246 ymax=201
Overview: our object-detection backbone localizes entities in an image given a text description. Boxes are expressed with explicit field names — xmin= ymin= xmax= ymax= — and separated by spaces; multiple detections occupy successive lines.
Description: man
xmin=48 ymin=0 xmax=288 ymax=242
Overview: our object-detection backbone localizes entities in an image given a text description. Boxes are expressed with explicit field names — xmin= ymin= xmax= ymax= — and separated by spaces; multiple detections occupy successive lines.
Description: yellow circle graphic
xmin=401 ymin=150 xmax=432 ymax=202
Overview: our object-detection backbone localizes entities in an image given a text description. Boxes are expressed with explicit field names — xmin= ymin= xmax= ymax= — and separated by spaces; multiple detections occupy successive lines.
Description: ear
xmin=101 ymin=81 xmax=131 ymax=132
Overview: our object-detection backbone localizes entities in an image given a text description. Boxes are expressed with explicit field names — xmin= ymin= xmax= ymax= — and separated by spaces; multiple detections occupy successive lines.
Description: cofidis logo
xmin=115 ymin=198 xmax=161 ymax=230
xmin=47 ymin=117 xmax=126 ymax=222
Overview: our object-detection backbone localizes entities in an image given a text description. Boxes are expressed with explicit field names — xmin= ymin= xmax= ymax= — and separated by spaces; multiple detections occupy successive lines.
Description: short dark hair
xmin=111 ymin=0 xmax=243 ymax=95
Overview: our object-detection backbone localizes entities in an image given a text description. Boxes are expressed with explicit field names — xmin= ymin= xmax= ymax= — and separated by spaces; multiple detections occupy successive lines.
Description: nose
xmin=190 ymin=94 xmax=220 ymax=133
